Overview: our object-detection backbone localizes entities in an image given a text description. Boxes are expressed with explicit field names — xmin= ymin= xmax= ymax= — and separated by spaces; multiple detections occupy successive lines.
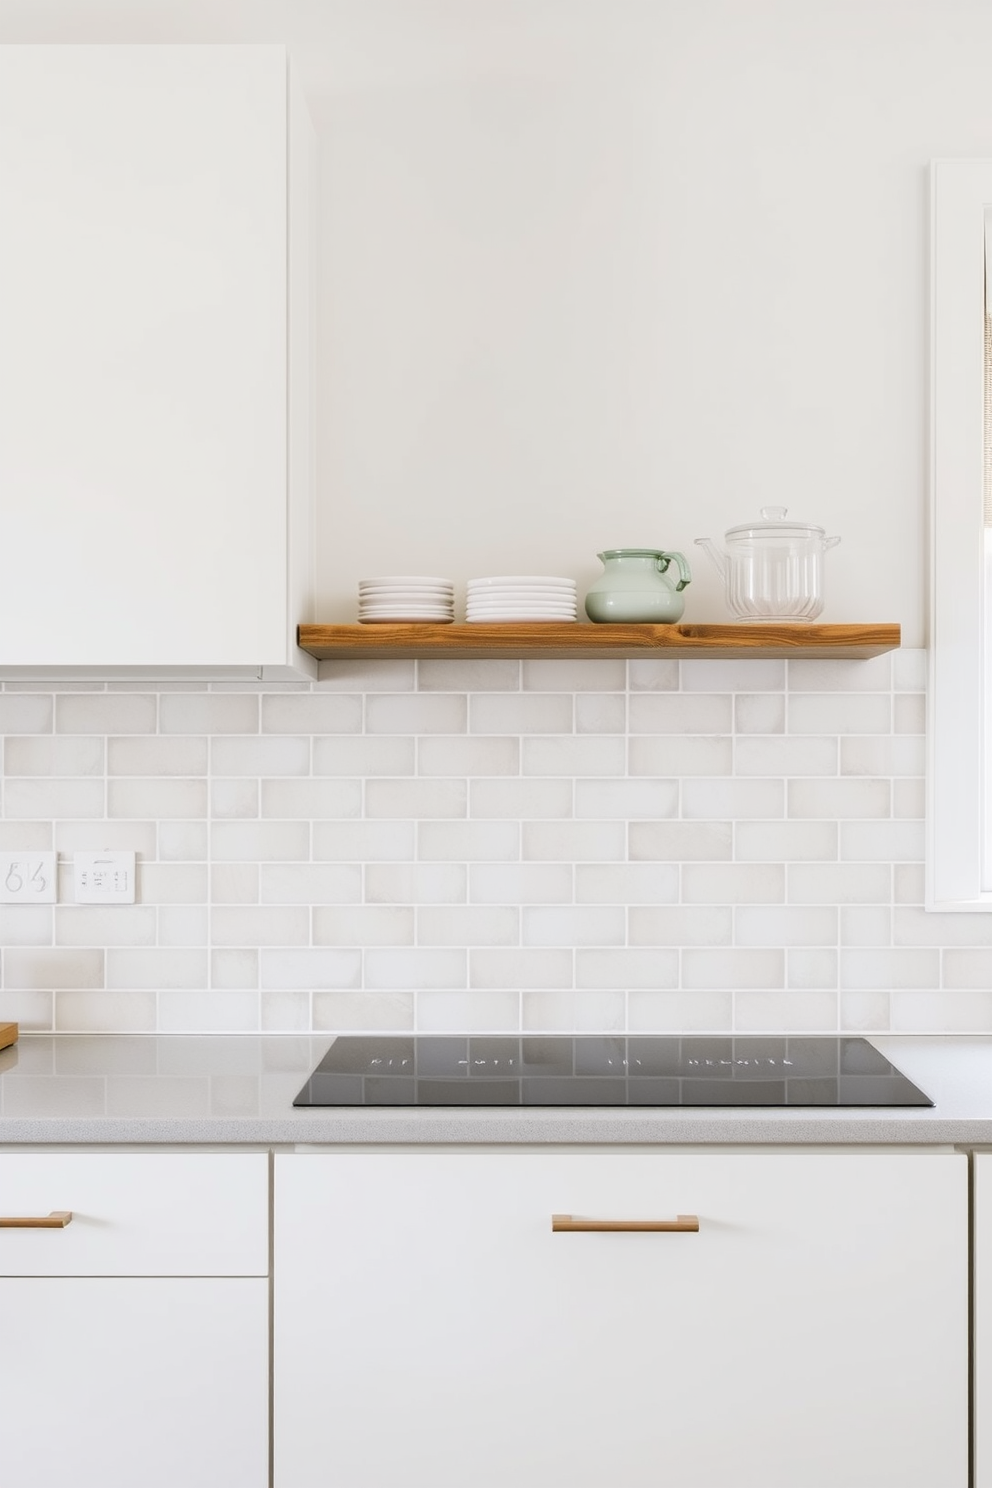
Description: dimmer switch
xmin=74 ymin=851 xmax=136 ymax=904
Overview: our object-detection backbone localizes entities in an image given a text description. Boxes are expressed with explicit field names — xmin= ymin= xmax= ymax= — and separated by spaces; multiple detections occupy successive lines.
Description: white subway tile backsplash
xmin=0 ymin=649 xmax=974 ymax=1035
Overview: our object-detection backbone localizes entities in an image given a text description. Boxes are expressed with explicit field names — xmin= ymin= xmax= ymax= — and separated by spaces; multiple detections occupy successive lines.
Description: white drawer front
xmin=0 ymin=1153 xmax=268 ymax=1276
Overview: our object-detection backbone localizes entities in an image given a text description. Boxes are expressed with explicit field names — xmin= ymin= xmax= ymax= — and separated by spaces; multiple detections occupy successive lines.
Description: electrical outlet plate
xmin=74 ymin=850 xmax=136 ymax=904
xmin=0 ymin=852 xmax=57 ymax=904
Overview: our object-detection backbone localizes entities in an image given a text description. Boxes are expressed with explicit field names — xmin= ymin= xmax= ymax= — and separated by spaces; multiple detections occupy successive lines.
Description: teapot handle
xmin=657 ymin=551 xmax=691 ymax=591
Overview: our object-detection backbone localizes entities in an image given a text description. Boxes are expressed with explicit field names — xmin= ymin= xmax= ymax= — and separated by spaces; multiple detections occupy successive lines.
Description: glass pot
xmin=694 ymin=507 xmax=840 ymax=622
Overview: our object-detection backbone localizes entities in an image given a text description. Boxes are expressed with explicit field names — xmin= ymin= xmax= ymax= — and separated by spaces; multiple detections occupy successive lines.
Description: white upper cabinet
xmin=0 ymin=45 xmax=314 ymax=677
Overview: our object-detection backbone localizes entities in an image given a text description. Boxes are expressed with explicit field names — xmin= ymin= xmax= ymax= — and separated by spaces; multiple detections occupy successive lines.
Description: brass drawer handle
xmin=0 ymin=1211 xmax=73 ymax=1229
xmin=552 ymin=1213 xmax=699 ymax=1233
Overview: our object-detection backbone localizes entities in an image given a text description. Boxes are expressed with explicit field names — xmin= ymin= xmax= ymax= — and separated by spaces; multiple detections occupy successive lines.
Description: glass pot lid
xmin=725 ymin=505 xmax=826 ymax=542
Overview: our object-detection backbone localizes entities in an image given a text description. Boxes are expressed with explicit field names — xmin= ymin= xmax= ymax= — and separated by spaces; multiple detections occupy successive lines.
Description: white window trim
xmin=928 ymin=159 xmax=992 ymax=909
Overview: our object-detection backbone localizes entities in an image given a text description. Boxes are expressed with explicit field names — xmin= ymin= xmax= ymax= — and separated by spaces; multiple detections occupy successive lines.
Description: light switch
xmin=74 ymin=851 xmax=136 ymax=904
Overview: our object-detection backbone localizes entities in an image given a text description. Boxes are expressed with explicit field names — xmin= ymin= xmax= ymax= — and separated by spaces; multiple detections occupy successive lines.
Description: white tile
xmin=263 ymin=779 xmax=364 ymax=819
xmin=0 ymin=990 xmax=52 ymax=1030
xmin=314 ymin=736 xmax=415 ymax=775
xmin=0 ymin=823 xmax=53 ymax=850
xmin=840 ymin=949 xmax=940 ymax=989
xmin=138 ymin=865 xmax=208 ymax=903
xmin=261 ymin=990 xmax=311 ymax=1030
xmin=575 ymin=863 xmax=678 ymax=904
xmin=681 ymin=659 xmax=785 ymax=692
xmin=734 ymin=906 xmax=837 ymax=945
xmin=788 ymin=694 xmax=891 ymax=733
xmin=522 ymin=659 xmax=626 ymax=691
xmin=158 ymin=990 xmax=259 ymax=1033
xmin=788 ymin=864 xmax=891 ymax=903
xmin=5 ymin=779 xmax=105 ymax=819
xmin=627 ymin=659 xmax=679 ymax=691
xmin=0 ymin=906 xmax=52 ymax=945
xmin=211 ymin=779 xmax=260 ymax=818
xmin=734 ymin=694 xmax=785 ymax=733
xmin=575 ymin=694 xmax=627 ymax=733
xmin=630 ymin=820 xmax=733 ymax=861
xmin=157 ymin=821 xmax=209 ymax=861
xmin=735 ymin=821 xmax=837 ymax=862
xmin=213 ymin=906 xmax=309 ymax=946
xmin=5 ymin=947 xmax=104 ymax=988
xmin=262 ymin=694 xmax=363 ymax=733
xmin=419 ymin=820 xmax=519 ymax=861
xmin=630 ymin=906 xmax=732 ymax=945
xmin=417 ymin=906 xmax=518 ymax=945
xmin=629 ymin=694 xmax=732 ymax=734
xmin=469 ymin=694 xmax=572 ymax=734
xmin=212 ymin=949 xmax=259 ymax=989
xmin=109 ymin=779 xmax=207 ymax=819
xmin=57 ymin=694 xmax=156 ymax=733
xmin=160 ymin=693 xmax=259 ymax=734
xmin=839 ymin=991 xmax=891 ymax=1031
xmin=943 ymin=949 xmax=992 ymax=987
xmin=628 ymin=989 xmax=733 ymax=1031
xmin=840 ymin=907 xmax=892 ymax=946
xmin=109 ymin=736 xmax=207 ymax=775
xmin=522 ymin=991 xmax=626 ymax=1031
xmin=840 ymin=821 xmax=924 ymax=861
xmin=367 ymin=778 xmax=467 ymax=819
xmin=211 ymin=863 xmax=260 ymax=904
xmin=522 ymin=821 xmax=625 ymax=861
xmin=366 ymin=863 xmax=467 ymax=905
xmin=54 ymin=990 xmax=158 ymax=1033
xmin=839 ymin=736 xmax=924 ymax=776
xmin=681 ymin=779 xmax=784 ymax=819
xmin=894 ymin=694 xmax=925 ymax=734
xmin=574 ymin=947 xmax=679 ymax=989
xmin=470 ymin=863 xmax=572 ymax=905
xmin=894 ymin=865 xmax=926 ymax=904
xmin=0 ymin=695 xmax=53 ymax=732
xmin=106 ymin=949 xmax=206 ymax=989
xmin=469 ymin=948 xmax=572 ymax=988
xmin=56 ymin=906 xmax=156 ymax=946
xmin=893 ymin=779 xmax=925 ymax=819
xmin=682 ymin=948 xmax=784 ymax=988
xmin=314 ymin=820 xmax=413 ymax=861
xmin=629 ymin=736 xmax=733 ymax=776
xmin=471 ymin=779 xmax=572 ymax=818
xmin=416 ymin=990 xmax=520 ymax=1032
xmin=524 ymin=736 xmax=625 ymax=776
xmin=523 ymin=907 xmax=625 ymax=946
xmin=314 ymin=906 xmax=415 ymax=946
xmin=891 ymin=989 xmax=992 ymax=1033
xmin=314 ymin=660 xmax=415 ymax=691
xmin=312 ymin=990 xmax=415 ymax=1030
xmin=261 ymin=863 xmax=363 ymax=905
xmin=734 ymin=736 xmax=837 ymax=776
xmin=788 ymin=779 xmax=890 ymax=819
xmin=419 ymin=735 xmax=520 ymax=775
xmin=261 ymin=949 xmax=361 ymax=989
xmin=734 ymin=989 xmax=838 ymax=1031
xmin=575 ymin=779 xmax=678 ymax=820
xmin=365 ymin=949 xmax=467 ymax=989
xmin=5 ymin=736 xmax=104 ymax=775
xmin=893 ymin=906 xmax=992 ymax=946
xmin=158 ymin=907 xmax=209 ymax=946
xmin=213 ymin=821 xmax=311 ymax=863
xmin=418 ymin=659 xmax=520 ymax=691
xmin=786 ymin=949 xmax=838 ymax=988
xmin=682 ymin=863 xmax=785 ymax=903
xmin=893 ymin=649 xmax=926 ymax=692
xmin=368 ymin=694 xmax=467 ymax=734
xmin=212 ymin=736 xmax=310 ymax=775
xmin=788 ymin=656 xmax=892 ymax=691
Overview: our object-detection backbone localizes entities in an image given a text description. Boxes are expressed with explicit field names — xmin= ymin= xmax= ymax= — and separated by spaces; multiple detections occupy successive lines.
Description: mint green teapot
xmin=584 ymin=548 xmax=691 ymax=623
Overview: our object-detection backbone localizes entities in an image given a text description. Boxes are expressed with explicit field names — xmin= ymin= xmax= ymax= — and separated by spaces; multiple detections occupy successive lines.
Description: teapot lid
xmin=725 ymin=505 xmax=826 ymax=540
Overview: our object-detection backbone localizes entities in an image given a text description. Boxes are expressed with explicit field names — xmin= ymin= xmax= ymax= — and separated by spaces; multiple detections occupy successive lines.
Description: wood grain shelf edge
xmin=297 ymin=622 xmax=901 ymax=661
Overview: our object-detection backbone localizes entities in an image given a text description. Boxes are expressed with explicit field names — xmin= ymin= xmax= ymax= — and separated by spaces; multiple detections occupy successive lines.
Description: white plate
xmin=466 ymin=601 xmax=576 ymax=611
xmin=359 ymin=596 xmax=455 ymax=605
xmin=465 ymin=611 xmax=576 ymax=620
xmin=359 ymin=583 xmax=454 ymax=593
xmin=465 ymin=589 xmax=575 ymax=602
xmin=358 ymin=616 xmax=455 ymax=625
xmin=467 ymin=575 xmax=575 ymax=587
xmin=359 ymin=608 xmax=454 ymax=618
xmin=465 ymin=615 xmax=577 ymax=624
xmin=359 ymin=576 xmax=453 ymax=586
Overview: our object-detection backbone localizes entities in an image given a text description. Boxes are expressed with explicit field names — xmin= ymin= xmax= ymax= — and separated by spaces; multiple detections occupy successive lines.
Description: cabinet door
xmin=0 ymin=1278 xmax=268 ymax=1488
xmin=274 ymin=1150 xmax=967 ymax=1488
xmin=0 ymin=45 xmax=289 ymax=669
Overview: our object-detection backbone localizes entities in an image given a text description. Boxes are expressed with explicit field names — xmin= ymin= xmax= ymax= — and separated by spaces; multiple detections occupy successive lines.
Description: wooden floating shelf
xmin=297 ymin=622 xmax=901 ymax=662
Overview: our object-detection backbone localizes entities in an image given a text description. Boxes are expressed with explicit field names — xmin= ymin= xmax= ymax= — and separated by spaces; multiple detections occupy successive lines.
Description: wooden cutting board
xmin=0 ymin=1021 xmax=18 ymax=1051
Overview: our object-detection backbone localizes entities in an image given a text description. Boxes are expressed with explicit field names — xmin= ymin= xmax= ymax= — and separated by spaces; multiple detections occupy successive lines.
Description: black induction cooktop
xmin=292 ymin=1035 xmax=933 ymax=1108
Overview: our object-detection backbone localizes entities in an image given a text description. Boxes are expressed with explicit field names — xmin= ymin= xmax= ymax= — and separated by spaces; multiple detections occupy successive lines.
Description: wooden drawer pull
xmin=0 ymin=1211 xmax=73 ymax=1229
xmin=552 ymin=1213 xmax=699 ymax=1233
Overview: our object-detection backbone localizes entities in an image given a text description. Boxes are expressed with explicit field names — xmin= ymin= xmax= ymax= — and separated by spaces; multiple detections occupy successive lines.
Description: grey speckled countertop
xmin=2 ymin=1032 xmax=992 ymax=1145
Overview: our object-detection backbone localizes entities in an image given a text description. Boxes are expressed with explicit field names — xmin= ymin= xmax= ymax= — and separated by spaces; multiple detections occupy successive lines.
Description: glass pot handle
xmin=656 ymin=551 xmax=691 ymax=591
xmin=824 ymin=536 xmax=841 ymax=550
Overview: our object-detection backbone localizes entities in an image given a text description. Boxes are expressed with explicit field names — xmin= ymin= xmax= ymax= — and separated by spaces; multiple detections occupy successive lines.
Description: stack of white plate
xmin=466 ymin=575 xmax=577 ymax=623
xmin=358 ymin=576 xmax=455 ymax=624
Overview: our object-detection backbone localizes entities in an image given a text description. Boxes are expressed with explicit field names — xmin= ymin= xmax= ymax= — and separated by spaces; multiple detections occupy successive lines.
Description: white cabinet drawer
xmin=0 ymin=1153 xmax=268 ymax=1276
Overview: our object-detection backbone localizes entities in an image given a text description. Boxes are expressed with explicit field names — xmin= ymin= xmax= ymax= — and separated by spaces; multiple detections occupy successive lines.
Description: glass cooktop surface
xmin=292 ymin=1035 xmax=933 ymax=1108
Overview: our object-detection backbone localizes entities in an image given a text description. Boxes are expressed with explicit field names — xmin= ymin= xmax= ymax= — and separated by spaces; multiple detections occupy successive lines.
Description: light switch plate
xmin=0 ymin=852 xmax=57 ymax=903
xmin=74 ymin=850 xmax=136 ymax=904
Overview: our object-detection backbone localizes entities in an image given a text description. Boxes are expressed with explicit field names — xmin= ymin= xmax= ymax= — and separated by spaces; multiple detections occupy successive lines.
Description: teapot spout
xmin=693 ymin=536 xmax=727 ymax=581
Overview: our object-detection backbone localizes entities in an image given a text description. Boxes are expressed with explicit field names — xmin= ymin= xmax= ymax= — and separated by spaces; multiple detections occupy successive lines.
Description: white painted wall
xmin=4 ymin=0 xmax=992 ymax=639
